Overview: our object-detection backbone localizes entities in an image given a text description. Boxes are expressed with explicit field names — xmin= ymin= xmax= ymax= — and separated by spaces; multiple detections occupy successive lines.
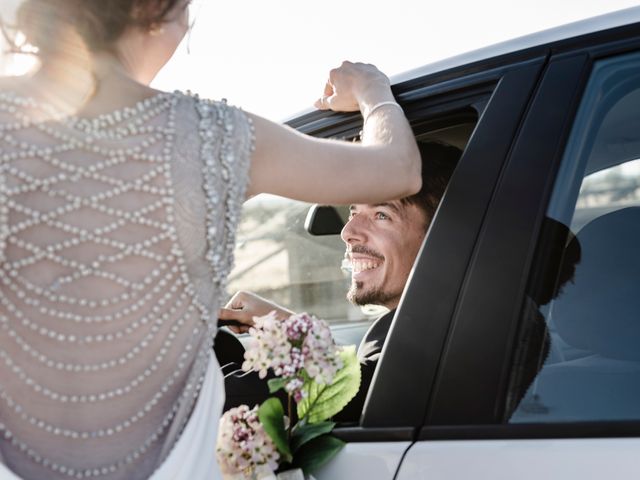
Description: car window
xmin=508 ymin=51 xmax=640 ymax=423
xmin=228 ymin=195 xmax=375 ymax=326
xmin=228 ymin=109 xmax=479 ymax=349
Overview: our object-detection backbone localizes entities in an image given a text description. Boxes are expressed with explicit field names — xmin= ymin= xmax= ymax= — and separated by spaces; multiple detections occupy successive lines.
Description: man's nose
xmin=341 ymin=215 xmax=367 ymax=245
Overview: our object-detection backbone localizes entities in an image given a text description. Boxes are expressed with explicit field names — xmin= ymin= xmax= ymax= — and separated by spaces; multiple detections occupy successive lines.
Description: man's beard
xmin=345 ymin=245 xmax=396 ymax=306
xmin=347 ymin=280 xmax=398 ymax=307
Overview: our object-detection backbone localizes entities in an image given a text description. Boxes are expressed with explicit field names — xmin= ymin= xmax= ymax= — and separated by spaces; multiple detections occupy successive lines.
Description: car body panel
xmin=392 ymin=6 xmax=640 ymax=84
xmin=397 ymin=438 xmax=640 ymax=479
xmin=313 ymin=442 xmax=411 ymax=480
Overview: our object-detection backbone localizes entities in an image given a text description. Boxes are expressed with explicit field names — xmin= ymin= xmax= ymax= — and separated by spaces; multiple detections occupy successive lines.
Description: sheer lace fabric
xmin=0 ymin=91 xmax=252 ymax=479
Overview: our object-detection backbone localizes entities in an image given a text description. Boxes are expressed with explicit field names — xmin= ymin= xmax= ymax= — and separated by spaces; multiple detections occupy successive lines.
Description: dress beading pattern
xmin=0 ymin=90 xmax=252 ymax=479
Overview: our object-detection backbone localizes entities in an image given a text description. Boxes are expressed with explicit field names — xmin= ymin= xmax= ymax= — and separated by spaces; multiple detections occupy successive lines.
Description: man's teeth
xmin=352 ymin=260 xmax=381 ymax=273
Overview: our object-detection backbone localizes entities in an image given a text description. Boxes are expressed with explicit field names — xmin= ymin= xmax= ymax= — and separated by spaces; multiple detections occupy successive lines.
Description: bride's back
xmin=0 ymin=0 xmax=424 ymax=477
xmin=0 ymin=78 xmax=252 ymax=479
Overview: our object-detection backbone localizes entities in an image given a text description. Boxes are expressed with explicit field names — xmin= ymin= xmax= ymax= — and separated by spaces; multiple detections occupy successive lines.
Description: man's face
xmin=341 ymin=200 xmax=428 ymax=310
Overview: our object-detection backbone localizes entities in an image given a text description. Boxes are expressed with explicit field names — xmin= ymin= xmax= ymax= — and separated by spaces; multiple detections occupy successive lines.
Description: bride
xmin=0 ymin=0 xmax=420 ymax=478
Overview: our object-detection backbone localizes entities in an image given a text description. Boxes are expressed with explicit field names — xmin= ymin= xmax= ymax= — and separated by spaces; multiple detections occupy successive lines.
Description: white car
xmin=230 ymin=6 xmax=640 ymax=478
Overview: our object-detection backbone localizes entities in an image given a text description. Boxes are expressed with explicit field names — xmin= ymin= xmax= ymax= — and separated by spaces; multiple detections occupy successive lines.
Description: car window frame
xmin=361 ymin=56 xmax=547 ymax=434
xmin=286 ymin=51 xmax=548 ymax=441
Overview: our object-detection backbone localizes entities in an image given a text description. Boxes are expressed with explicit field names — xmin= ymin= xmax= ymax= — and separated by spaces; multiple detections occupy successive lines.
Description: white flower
xmin=242 ymin=311 xmax=291 ymax=379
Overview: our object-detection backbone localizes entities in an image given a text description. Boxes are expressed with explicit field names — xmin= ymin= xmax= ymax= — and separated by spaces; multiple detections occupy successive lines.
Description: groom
xmin=216 ymin=141 xmax=461 ymax=419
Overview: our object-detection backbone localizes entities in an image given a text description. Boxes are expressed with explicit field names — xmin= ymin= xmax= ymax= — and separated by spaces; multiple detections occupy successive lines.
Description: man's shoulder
xmin=362 ymin=309 xmax=396 ymax=345
xmin=358 ymin=309 xmax=396 ymax=362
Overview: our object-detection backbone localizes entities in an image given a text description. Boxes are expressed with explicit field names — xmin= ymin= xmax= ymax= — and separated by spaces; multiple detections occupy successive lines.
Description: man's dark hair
xmin=400 ymin=141 xmax=462 ymax=229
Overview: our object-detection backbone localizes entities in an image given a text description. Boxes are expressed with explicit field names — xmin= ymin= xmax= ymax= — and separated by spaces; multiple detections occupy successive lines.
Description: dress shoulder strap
xmin=193 ymin=96 xmax=254 ymax=294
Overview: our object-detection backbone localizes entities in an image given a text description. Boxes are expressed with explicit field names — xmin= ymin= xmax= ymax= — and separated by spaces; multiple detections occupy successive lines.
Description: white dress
xmin=0 ymin=91 xmax=253 ymax=479
xmin=0 ymin=353 xmax=225 ymax=480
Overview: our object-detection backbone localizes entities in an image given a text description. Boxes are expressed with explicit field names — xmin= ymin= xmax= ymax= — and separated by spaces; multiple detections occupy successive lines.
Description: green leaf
xmin=291 ymin=434 xmax=345 ymax=475
xmin=297 ymin=345 xmax=361 ymax=423
xmin=258 ymin=397 xmax=292 ymax=463
xmin=290 ymin=421 xmax=335 ymax=453
xmin=267 ymin=377 xmax=287 ymax=394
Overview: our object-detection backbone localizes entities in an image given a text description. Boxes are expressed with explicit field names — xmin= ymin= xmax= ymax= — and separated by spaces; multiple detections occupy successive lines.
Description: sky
xmin=151 ymin=0 xmax=640 ymax=120
xmin=2 ymin=0 xmax=640 ymax=120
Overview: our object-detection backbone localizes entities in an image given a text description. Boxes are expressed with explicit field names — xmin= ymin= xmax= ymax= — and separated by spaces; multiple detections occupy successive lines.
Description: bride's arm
xmin=245 ymin=62 xmax=421 ymax=204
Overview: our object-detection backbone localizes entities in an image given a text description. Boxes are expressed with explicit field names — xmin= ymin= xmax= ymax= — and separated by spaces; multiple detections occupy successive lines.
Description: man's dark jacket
xmin=334 ymin=309 xmax=395 ymax=423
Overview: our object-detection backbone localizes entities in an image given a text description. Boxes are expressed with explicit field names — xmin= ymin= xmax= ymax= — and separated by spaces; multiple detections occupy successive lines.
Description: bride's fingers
xmin=314 ymin=81 xmax=334 ymax=110
xmin=314 ymin=96 xmax=327 ymax=110
xmin=218 ymin=307 xmax=254 ymax=325
xmin=323 ymin=79 xmax=334 ymax=97
xmin=218 ymin=308 xmax=254 ymax=334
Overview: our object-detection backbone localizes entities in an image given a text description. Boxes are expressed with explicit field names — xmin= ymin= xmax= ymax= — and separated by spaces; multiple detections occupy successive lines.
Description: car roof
xmin=284 ymin=6 xmax=640 ymax=122
xmin=391 ymin=5 xmax=640 ymax=84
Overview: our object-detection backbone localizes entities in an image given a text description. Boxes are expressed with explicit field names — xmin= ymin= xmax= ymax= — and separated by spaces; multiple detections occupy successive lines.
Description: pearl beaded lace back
xmin=0 ymin=90 xmax=252 ymax=479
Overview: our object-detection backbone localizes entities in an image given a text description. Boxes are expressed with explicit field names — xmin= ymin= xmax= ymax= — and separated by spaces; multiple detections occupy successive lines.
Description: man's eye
xmin=375 ymin=212 xmax=390 ymax=220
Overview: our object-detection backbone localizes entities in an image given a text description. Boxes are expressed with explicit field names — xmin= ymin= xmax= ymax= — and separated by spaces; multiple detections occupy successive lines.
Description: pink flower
xmin=217 ymin=405 xmax=280 ymax=475
xmin=242 ymin=311 xmax=343 ymax=402
xmin=303 ymin=318 xmax=342 ymax=385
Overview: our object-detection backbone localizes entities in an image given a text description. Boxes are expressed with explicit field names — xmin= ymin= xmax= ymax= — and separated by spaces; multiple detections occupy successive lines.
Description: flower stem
xmin=287 ymin=393 xmax=293 ymax=440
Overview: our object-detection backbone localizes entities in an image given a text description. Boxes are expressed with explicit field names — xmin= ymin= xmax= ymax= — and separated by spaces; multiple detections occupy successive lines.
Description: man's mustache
xmin=347 ymin=245 xmax=384 ymax=260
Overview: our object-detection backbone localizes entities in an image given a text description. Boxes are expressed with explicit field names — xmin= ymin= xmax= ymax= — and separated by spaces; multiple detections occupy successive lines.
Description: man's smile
xmin=351 ymin=257 xmax=383 ymax=274
xmin=346 ymin=245 xmax=385 ymax=277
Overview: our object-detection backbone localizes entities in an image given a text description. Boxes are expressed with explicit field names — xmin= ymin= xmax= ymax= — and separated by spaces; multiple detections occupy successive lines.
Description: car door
xmin=309 ymin=51 xmax=547 ymax=478
xmin=396 ymin=21 xmax=640 ymax=480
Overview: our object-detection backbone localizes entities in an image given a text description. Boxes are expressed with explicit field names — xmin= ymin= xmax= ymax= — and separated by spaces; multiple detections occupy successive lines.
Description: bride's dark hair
xmin=3 ymin=0 xmax=185 ymax=56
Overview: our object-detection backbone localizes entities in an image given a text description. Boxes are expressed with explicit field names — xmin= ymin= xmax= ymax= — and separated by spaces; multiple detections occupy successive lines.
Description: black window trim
xmin=423 ymin=33 xmax=640 ymax=438
xmin=416 ymin=421 xmax=640 ymax=441
xmin=286 ymin=59 xmax=543 ymax=442
xmin=361 ymin=56 xmax=547 ymax=432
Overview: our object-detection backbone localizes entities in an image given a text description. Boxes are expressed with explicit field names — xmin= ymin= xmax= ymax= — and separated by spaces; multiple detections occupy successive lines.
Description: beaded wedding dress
xmin=0 ymin=90 xmax=253 ymax=479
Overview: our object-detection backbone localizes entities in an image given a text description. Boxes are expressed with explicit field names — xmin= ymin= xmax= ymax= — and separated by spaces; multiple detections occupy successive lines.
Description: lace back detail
xmin=0 ymin=91 xmax=251 ymax=480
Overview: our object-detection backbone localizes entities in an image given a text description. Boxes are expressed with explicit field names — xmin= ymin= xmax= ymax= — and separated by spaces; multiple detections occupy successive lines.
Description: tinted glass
xmin=509 ymin=51 xmax=640 ymax=423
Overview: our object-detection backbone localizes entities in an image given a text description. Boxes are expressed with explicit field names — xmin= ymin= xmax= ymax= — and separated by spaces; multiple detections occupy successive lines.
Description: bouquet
xmin=217 ymin=312 xmax=361 ymax=479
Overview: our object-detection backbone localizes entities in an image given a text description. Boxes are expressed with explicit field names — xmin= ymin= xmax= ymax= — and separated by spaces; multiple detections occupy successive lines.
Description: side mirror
xmin=304 ymin=205 xmax=345 ymax=235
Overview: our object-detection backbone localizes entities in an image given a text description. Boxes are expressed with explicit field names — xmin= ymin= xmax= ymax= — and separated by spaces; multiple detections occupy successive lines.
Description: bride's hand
xmin=314 ymin=61 xmax=395 ymax=114
xmin=219 ymin=291 xmax=294 ymax=334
